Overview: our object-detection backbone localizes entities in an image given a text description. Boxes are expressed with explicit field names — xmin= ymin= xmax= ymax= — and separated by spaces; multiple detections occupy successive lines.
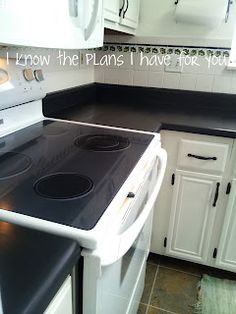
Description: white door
xmin=166 ymin=171 xmax=222 ymax=264
xmin=104 ymin=0 xmax=120 ymax=23
xmin=216 ymin=179 xmax=236 ymax=272
xmin=119 ymin=0 xmax=140 ymax=29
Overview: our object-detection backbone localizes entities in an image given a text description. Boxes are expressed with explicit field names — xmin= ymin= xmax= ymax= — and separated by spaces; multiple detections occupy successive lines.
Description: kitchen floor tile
xmin=138 ymin=303 xmax=148 ymax=314
xmin=150 ymin=267 xmax=198 ymax=314
xmin=141 ymin=263 xmax=158 ymax=304
xmin=159 ymin=256 xmax=202 ymax=276
xmin=148 ymin=306 xmax=177 ymax=314
xmin=148 ymin=253 xmax=161 ymax=266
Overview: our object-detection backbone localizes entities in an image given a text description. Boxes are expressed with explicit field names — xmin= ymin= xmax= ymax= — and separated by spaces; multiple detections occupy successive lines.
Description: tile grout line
xmin=149 ymin=305 xmax=178 ymax=314
xmin=145 ymin=263 xmax=159 ymax=314
xmin=159 ymin=265 xmax=202 ymax=278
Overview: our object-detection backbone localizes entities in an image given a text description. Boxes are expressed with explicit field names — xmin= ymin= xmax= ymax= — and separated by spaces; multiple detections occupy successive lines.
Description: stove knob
xmin=34 ymin=69 xmax=44 ymax=82
xmin=127 ymin=192 xmax=135 ymax=198
xmin=0 ymin=69 xmax=9 ymax=85
xmin=23 ymin=68 xmax=34 ymax=81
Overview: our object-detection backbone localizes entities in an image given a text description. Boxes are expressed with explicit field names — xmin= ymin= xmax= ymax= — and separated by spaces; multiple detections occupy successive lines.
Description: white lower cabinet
xmin=44 ymin=276 xmax=73 ymax=314
xmin=216 ymin=179 xmax=236 ymax=272
xmin=151 ymin=130 xmax=236 ymax=272
xmin=166 ymin=171 xmax=222 ymax=264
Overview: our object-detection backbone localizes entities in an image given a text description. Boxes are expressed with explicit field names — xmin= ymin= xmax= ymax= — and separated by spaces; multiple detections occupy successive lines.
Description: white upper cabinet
xmin=119 ymin=0 xmax=140 ymax=29
xmin=104 ymin=0 xmax=140 ymax=34
xmin=104 ymin=0 xmax=120 ymax=23
xmin=0 ymin=0 xmax=104 ymax=49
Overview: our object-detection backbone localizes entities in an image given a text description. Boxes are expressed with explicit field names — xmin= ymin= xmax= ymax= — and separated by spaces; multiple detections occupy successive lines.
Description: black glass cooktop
xmin=0 ymin=120 xmax=153 ymax=230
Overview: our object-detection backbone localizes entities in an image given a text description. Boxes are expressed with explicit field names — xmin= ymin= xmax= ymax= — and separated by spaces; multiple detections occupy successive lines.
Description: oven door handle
xmin=98 ymin=148 xmax=167 ymax=266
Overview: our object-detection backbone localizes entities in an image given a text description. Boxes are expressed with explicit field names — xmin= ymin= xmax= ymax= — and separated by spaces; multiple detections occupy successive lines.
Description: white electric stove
xmin=0 ymin=57 xmax=167 ymax=314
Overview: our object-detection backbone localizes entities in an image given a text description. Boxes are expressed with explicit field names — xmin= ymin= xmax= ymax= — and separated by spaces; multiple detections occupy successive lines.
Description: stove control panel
xmin=0 ymin=58 xmax=46 ymax=111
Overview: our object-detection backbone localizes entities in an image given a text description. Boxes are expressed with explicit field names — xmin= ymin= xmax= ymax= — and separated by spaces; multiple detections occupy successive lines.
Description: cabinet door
xmin=216 ymin=179 xmax=236 ymax=272
xmin=104 ymin=0 xmax=120 ymax=23
xmin=166 ymin=171 xmax=221 ymax=264
xmin=120 ymin=0 xmax=140 ymax=29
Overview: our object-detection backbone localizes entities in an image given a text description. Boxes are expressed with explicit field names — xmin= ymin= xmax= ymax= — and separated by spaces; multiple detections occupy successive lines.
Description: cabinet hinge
xmin=164 ymin=237 xmax=167 ymax=247
xmin=213 ymin=248 xmax=218 ymax=259
xmin=171 ymin=174 xmax=175 ymax=186
xmin=226 ymin=182 xmax=231 ymax=195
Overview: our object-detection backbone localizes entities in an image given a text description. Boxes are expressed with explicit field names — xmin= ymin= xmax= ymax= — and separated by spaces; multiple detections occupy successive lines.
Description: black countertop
xmin=0 ymin=221 xmax=81 ymax=314
xmin=43 ymin=84 xmax=236 ymax=138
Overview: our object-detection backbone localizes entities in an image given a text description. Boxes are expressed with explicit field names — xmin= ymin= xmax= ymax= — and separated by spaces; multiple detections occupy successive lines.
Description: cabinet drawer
xmin=177 ymin=139 xmax=230 ymax=174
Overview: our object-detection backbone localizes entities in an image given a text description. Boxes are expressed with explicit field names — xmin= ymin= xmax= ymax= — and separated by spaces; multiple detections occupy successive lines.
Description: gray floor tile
xmin=160 ymin=256 xmax=202 ymax=276
xmin=138 ymin=303 xmax=148 ymax=314
xmin=148 ymin=253 xmax=161 ymax=265
xmin=150 ymin=266 xmax=199 ymax=314
xmin=147 ymin=305 xmax=176 ymax=314
xmin=141 ymin=263 xmax=158 ymax=304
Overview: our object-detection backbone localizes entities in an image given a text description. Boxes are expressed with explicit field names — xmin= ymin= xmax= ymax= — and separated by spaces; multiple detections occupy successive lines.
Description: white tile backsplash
xmin=95 ymin=47 xmax=236 ymax=94
xmin=212 ymin=74 xmax=232 ymax=93
xmin=179 ymin=74 xmax=197 ymax=91
xmin=196 ymin=74 xmax=214 ymax=92
xmin=133 ymin=70 xmax=149 ymax=86
xmin=163 ymin=72 xmax=180 ymax=89
xmin=148 ymin=71 xmax=164 ymax=88
xmin=230 ymin=75 xmax=236 ymax=93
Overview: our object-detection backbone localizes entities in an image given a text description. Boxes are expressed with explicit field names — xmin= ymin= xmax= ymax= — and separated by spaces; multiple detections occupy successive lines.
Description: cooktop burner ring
xmin=74 ymin=134 xmax=130 ymax=152
xmin=0 ymin=151 xmax=32 ymax=180
xmin=34 ymin=173 xmax=93 ymax=200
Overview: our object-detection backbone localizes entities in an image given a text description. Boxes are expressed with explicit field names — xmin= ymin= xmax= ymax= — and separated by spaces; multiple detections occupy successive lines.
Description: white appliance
xmin=0 ymin=0 xmax=104 ymax=49
xmin=0 ymin=58 xmax=167 ymax=314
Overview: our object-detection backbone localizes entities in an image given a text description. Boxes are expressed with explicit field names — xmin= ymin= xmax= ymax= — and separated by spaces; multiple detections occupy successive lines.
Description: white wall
xmin=0 ymin=47 xmax=94 ymax=94
xmin=105 ymin=0 xmax=236 ymax=48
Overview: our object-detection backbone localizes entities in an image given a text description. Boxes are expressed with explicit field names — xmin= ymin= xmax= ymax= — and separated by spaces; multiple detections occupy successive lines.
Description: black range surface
xmin=0 ymin=119 xmax=153 ymax=230
xmin=43 ymin=84 xmax=236 ymax=137
xmin=0 ymin=221 xmax=80 ymax=314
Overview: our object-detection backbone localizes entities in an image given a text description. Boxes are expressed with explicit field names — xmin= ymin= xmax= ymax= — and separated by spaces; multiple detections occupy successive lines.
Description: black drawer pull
xmin=123 ymin=0 xmax=129 ymax=18
xmin=213 ymin=183 xmax=220 ymax=207
xmin=187 ymin=153 xmax=217 ymax=161
xmin=127 ymin=192 xmax=135 ymax=198
xmin=119 ymin=0 xmax=125 ymax=16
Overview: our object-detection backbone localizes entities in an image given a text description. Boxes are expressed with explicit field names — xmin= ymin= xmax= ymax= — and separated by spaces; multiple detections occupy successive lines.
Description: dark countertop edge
xmin=161 ymin=123 xmax=236 ymax=139
xmin=43 ymin=83 xmax=236 ymax=138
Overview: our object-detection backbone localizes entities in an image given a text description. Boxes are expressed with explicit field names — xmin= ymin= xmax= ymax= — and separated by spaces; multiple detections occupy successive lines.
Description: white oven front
xmin=82 ymin=148 xmax=167 ymax=314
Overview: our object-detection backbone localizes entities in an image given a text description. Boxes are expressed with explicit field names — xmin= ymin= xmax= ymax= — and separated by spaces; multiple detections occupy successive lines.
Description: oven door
xmin=83 ymin=211 xmax=153 ymax=314
xmin=98 ymin=211 xmax=153 ymax=314
xmin=82 ymin=148 xmax=167 ymax=314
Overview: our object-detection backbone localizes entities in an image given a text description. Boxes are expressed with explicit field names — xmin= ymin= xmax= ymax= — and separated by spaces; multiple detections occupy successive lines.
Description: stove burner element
xmin=0 ymin=152 xmax=32 ymax=179
xmin=75 ymin=134 xmax=130 ymax=152
xmin=34 ymin=173 xmax=93 ymax=200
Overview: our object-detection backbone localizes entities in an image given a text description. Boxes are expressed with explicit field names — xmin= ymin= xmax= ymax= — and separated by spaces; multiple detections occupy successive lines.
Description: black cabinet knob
xmin=127 ymin=192 xmax=135 ymax=198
